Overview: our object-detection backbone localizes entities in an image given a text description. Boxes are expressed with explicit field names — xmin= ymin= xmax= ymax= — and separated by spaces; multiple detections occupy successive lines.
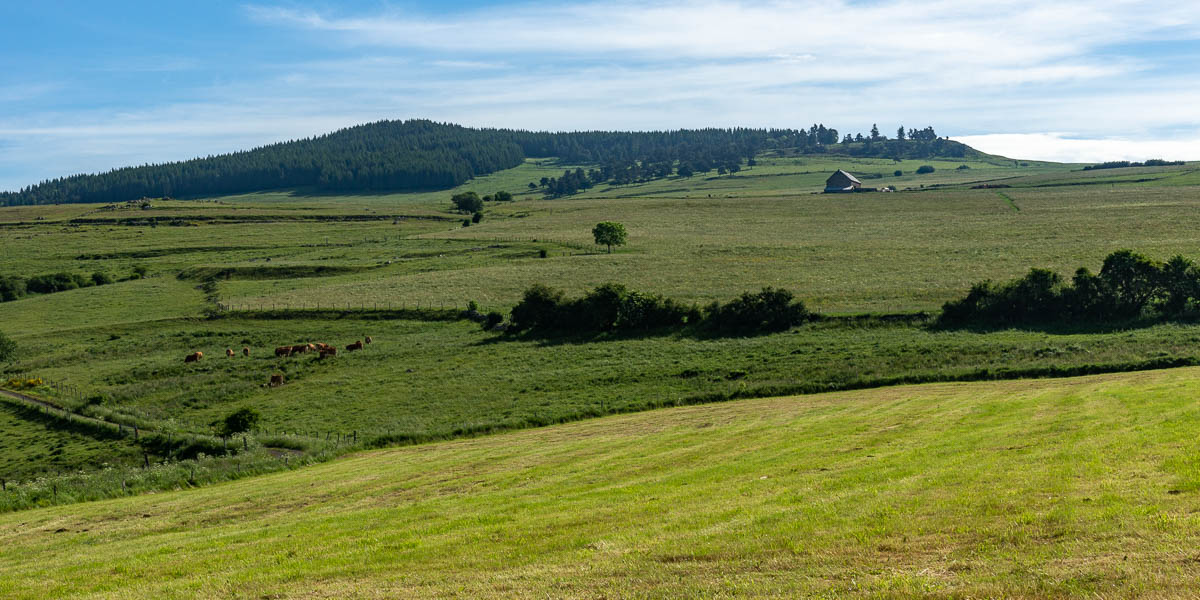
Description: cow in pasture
xmin=319 ymin=347 xmax=337 ymax=359
xmin=365 ymin=335 xmax=373 ymax=344
xmin=291 ymin=344 xmax=310 ymax=354
xmin=270 ymin=374 xmax=284 ymax=387
xmin=226 ymin=348 xmax=234 ymax=358
xmin=184 ymin=351 xmax=203 ymax=363
xmin=243 ymin=347 xmax=250 ymax=357
xmin=275 ymin=346 xmax=292 ymax=358
xmin=307 ymin=343 xmax=317 ymax=352
xmin=314 ymin=342 xmax=331 ymax=352
xmin=346 ymin=340 xmax=363 ymax=351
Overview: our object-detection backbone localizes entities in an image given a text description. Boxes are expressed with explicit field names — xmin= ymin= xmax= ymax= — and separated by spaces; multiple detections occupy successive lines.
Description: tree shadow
xmin=928 ymin=315 xmax=1199 ymax=335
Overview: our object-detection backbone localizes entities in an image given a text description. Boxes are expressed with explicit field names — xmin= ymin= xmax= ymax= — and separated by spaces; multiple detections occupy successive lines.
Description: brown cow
xmin=319 ymin=347 xmax=337 ymax=359
xmin=307 ymin=343 xmax=317 ymax=352
xmin=346 ymin=340 xmax=363 ymax=351
xmin=184 ymin=351 xmax=203 ymax=363
xmin=226 ymin=348 xmax=234 ymax=358
xmin=275 ymin=346 xmax=292 ymax=357
xmin=364 ymin=335 xmax=373 ymax=344
xmin=314 ymin=342 xmax=331 ymax=351
xmin=269 ymin=373 xmax=284 ymax=387
xmin=290 ymin=344 xmax=310 ymax=354
xmin=243 ymin=347 xmax=250 ymax=357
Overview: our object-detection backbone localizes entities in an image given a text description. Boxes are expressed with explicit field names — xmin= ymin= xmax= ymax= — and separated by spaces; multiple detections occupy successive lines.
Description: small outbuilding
xmin=824 ymin=170 xmax=862 ymax=193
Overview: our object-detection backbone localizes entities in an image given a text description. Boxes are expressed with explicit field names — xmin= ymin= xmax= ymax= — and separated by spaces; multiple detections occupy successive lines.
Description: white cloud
xmin=5 ymin=1 xmax=1200 ymax=188
xmin=954 ymin=133 xmax=1200 ymax=163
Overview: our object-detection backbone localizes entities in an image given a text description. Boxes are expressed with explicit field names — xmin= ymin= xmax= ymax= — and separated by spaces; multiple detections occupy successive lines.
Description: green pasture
xmin=5 ymin=154 xmax=1200 ymax=487
xmin=5 ymin=369 xmax=1200 ymax=598
xmin=0 ymin=399 xmax=146 ymax=481
xmin=10 ymin=312 xmax=1200 ymax=452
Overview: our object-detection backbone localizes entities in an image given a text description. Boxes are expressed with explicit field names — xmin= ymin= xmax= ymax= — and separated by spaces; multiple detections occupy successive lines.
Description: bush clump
xmin=938 ymin=249 xmax=1200 ymax=328
xmin=704 ymin=287 xmax=809 ymax=333
xmin=508 ymin=283 xmax=807 ymax=336
xmin=215 ymin=407 xmax=261 ymax=437
xmin=509 ymin=283 xmax=693 ymax=333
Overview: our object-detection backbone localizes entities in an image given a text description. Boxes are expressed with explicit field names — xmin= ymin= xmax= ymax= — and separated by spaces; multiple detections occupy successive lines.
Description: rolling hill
xmin=0 ymin=120 xmax=980 ymax=206
xmin=3 ymin=369 xmax=1200 ymax=598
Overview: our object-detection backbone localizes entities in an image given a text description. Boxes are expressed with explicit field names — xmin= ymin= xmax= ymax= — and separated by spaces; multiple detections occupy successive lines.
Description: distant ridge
xmin=0 ymin=119 xmax=980 ymax=206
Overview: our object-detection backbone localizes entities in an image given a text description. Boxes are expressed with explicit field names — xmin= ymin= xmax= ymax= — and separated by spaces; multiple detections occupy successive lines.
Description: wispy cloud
xmin=4 ymin=1 xmax=1200 ymax=190
xmin=955 ymin=133 xmax=1200 ymax=163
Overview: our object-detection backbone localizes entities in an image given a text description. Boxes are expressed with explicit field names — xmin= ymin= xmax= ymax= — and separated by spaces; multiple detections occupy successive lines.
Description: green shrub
xmin=472 ymin=211 xmax=483 ymax=223
xmin=91 ymin=271 xmax=114 ymax=285
xmin=916 ymin=165 xmax=935 ymax=174
xmin=451 ymin=191 xmax=483 ymax=213
xmin=704 ymin=287 xmax=808 ymax=332
xmin=484 ymin=311 xmax=504 ymax=330
xmin=216 ymin=407 xmax=260 ymax=437
xmin=0 ymin=276 xmax=26 ymax=302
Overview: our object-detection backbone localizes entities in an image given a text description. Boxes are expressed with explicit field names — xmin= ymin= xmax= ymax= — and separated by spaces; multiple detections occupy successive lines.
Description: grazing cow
xmin=314 ymin=342 xmax=331 ymax=351
xmin=184 ymin=351 xmax=203 ymax=363
xmin=319 ymin=347 xmax=337 ymax=359
xmin=290 ymin=344 xmax=309 ymax=354
xmin=226 ymin=348 xmax=234 ymax=358
xmin=243 ymin=347 xmax=250 ymax=357
xmin=307 ymin=343 xmax=317 ymax=352
xmin=365 ymin=335 xmax=373 ymax=344
xmin=269 ymin=374 xmax=284 ymax=387
xmin=275 ymin=346 xmax=292 ymax=357
xmin=346 ymin=340 xmax=363 ymax=351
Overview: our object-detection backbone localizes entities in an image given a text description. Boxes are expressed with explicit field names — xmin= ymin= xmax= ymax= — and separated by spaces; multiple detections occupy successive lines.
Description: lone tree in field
xmin=216 ymin=407 xmax=260 ymax=437
xmin=592 ymin=222 xmax=627 ymax=254
xmin=451 ymin=191 xmax=483 ymax=213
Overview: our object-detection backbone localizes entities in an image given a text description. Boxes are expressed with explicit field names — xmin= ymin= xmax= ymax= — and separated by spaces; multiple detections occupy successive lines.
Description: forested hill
xmin=0 ymin=119 xmax=978 ymax=206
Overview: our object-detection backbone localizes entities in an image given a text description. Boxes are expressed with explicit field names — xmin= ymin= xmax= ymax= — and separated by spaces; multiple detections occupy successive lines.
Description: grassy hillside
xmin=4 ymin=369 xmax=1200 ymax=598
xmin=6 ymin=155 xmax=1200 ymax=488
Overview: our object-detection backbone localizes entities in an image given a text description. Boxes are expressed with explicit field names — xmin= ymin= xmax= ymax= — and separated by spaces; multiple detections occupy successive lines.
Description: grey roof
xmin=829 ymin=169 xmax=861 ymax=184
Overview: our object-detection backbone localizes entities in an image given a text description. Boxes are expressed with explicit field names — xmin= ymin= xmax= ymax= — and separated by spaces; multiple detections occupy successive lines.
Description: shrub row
xmin=0 ymin=270 xmax=118 ymax=302
xmin=1083 ymin=159 xmax=1184 ymax=171
xmin=939 ymin=249 xmax=1200 ymax=327
xmin=508 ymin=283 xmax=808 ymax=335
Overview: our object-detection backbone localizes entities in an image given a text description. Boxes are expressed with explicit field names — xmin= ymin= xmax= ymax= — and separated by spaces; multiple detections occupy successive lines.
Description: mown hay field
xmin=4 ymin=369 xmax=1200 ymax=598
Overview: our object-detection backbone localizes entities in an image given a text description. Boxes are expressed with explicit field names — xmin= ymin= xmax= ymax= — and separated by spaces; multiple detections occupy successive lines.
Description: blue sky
xmin=4 ymin=1 xmax=1200 ymax=191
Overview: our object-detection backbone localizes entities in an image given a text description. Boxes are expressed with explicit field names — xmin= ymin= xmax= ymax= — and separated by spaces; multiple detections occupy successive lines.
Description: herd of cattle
xmin=183 ymin=335 xmax=372 ymax=363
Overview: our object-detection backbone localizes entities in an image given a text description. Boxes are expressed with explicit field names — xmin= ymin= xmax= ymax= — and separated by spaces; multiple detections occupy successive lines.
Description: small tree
xmin=216 ymin=407 xmax=260 ymax=436
xmin=893 ymin=170 xmax=902 ymax=176
xmin=451 ymin=191 xmax=483 ymax=213
xmin=592 ymin=222 xmax=627 ymax=254
xmin=472 ymin=211 xmax=483 ymax=223
xmin=494 ymin=190 xmax=514 ymax=202
xmin=916 ymin=165 xmax=935 ymax=174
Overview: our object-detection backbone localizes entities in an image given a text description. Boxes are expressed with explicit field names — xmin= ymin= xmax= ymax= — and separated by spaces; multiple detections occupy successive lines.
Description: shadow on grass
xmin=475 ymin=311 xmax=937 ymax=347
xmin=930 ymin=314 xmax=1200 ymax=336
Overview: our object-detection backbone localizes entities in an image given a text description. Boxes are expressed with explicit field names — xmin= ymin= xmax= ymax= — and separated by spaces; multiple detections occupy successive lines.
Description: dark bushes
xmin=703 ymin=287 xmax=808 ymax=332
xmin=510 ymin=283 xmax=695 ymax=333
xmin=0 ymin=270 xmax=116 ymax=302
xmin=26 ymin=272 xmax=90 ymax=294
xmin=508 ymin=283 xmax=806 ymax=336
xmin=938 ymin=249 xmax=1200 ymax=328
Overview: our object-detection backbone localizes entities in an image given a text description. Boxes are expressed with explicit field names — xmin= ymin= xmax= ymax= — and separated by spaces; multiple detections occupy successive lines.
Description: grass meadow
xmin=3 ymin=155 xmax=1200 ymax=496
xmin=4 ymin=368 xmax=1200 ymax=598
